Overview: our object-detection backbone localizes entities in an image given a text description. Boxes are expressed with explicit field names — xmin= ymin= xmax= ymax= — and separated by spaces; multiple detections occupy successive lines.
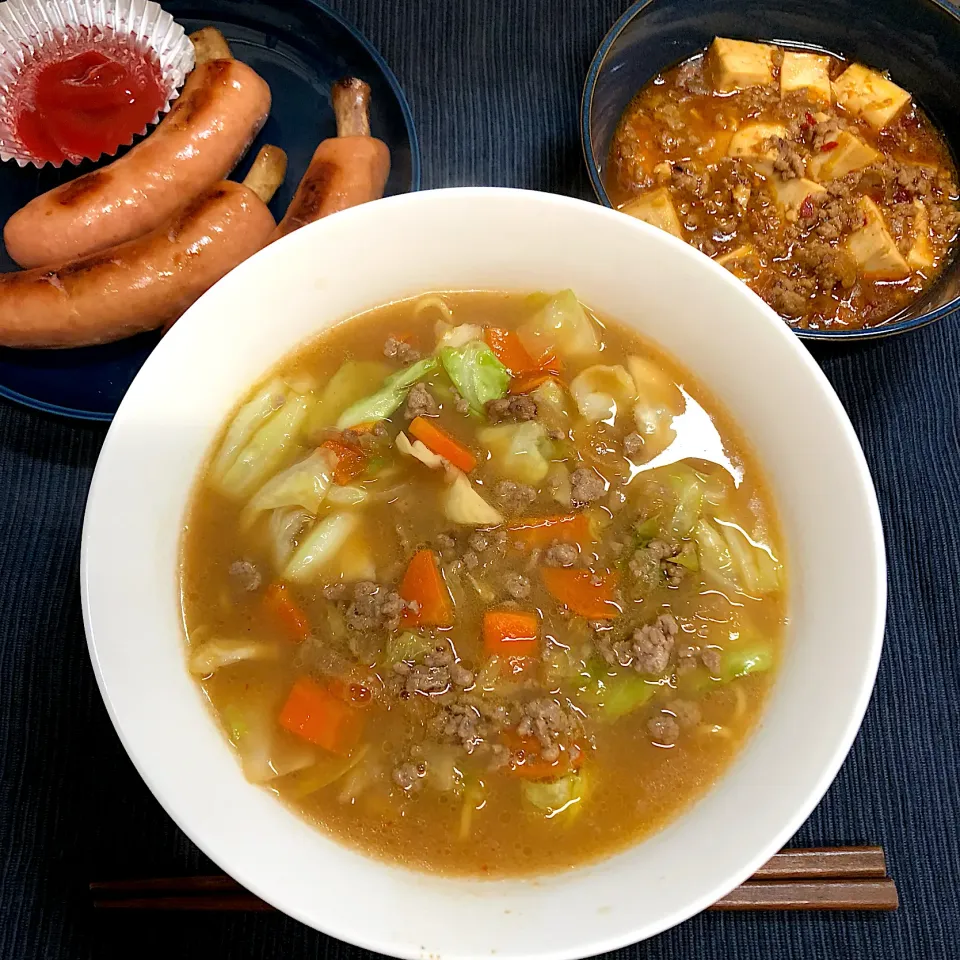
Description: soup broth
xmin=181 ymin=291 xmax=787 ymax=875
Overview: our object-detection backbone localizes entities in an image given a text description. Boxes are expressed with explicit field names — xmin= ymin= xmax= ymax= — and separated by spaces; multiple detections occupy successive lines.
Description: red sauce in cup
xmin=10 ymin=29 xmax=165 ymax=164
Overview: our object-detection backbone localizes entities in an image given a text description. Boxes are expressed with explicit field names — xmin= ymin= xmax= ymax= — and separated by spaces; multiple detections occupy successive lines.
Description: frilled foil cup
xmin=0 ymin=0 xmax=194 ymax=167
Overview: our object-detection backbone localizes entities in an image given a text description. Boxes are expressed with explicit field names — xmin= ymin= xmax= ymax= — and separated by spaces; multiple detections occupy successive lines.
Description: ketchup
xmin=11 ymin=28 xmax=165 ymax=164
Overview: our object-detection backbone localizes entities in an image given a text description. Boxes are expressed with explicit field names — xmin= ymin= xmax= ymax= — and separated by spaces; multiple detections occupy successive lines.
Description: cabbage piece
xmin=210 ymin=378 xmax=289 ymax=482
xmin=569 ymin=364 xmax=636 ymax=423
xmin=326 ymin=484 xmax=369 ymax=507
xmin=521 ymin=771 xmax=587 ymax=820
xmin=307 ymin=360 xmax=390 ymax=433
xmin=216 ymin=395 xmax=310 ymax=500
xmin=336 ymin=357 xmax=440 ymax=429
xmin=695 ymin=519 xmax=738 ymax=589
xmin=477 ymin=421 xmax=550 ymax=485
xmin=387 ymin=630 xmax=435 ymax=663
xmin=714 ymin=639 xmax=775 ymax=682
xmin=284 ymin=512 xmax=360 ymax=582
xmin=224 ymin=700 xmax=314 ymax=783
xmin=337 ymin=533 xmax=377 ymax=581
xmin=666 ymin=465 xmax=705 ymax=537
xmin=439 ymin=342 xmax=509 ymax=414
xmin=267 ymin=508 xmax=312 ymax=568
xmin=437 ymin=322 xmax=483 ymax=349
xmin=242 ymin=448 xmax=336 ymax=525
xmin=627 ymin=355 xmax=681 ymax=461
xmin=545 ymin=463 xmax=572 ymax=508
xmin=396 ymin=430 xmax=444 ymax=468
xmin=443 ymin=470 xmax=504 ymax=525
xmin=719 ymin=522 xmax=782 ymax=594
xmin=532 ymin=378 xmax=572 ymax=432
xmin=578 ymin=661 xmax=660 ymax=719
xmin=188 ymin=638 xmax=281 ymax=675
xmin=459 ymin=778 xmax=486 ymax=839
xmin=284 ymin=745 xmax=370 ymax=800
xmin=517 ymin=290 xmax=600 ymax=361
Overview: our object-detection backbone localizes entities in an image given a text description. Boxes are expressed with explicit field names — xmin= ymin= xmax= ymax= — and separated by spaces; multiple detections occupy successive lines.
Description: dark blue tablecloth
xmin=2 ymin=1 xmax=959 ymax=956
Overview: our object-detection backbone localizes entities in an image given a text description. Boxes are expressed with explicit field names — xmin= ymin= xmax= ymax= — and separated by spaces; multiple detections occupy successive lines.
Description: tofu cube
xmin=907 ymin=199 xmax=935 ymax=271
xmin=780 ymin=51 xmax=833 ymax=103
xmin=715 ymin=244 xmax=762 ymax=281
xmin=710 ymin=38 xmax=776 ymax=93
xmin=768 ymin=177 xmax=827 ymax=218
xmin=808 ymin=130 xmax=881 ymax=181
xmin=844 ymin=198 xmax=910 ymax=279
xmin=727 ymin=122 xmax=790 ymax=172
xmin=621 ymin=188 xmax=683 ymax=238
xmin=832 ymin=63 xmax=911 ymax=129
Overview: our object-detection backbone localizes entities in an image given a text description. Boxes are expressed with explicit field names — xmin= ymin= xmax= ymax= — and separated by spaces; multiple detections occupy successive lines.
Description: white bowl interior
xmin=81 ymin=188 xmax=885 ymax=959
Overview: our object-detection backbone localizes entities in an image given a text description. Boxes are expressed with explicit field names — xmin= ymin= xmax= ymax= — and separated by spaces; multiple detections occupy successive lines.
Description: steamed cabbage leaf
xmin=336 ymin=357 xmax=439 ymax=429
xmin=477 ymin=421 xmax=551 ymax=485
xmin=439 ymin=341 xmax=509 ymax=414
xmin=517 ymin=290 xmax=600 ymax=361
xmin=308 ymin=360 xmax=390 ymax=432
xmin=284 ymin=512 xmax=360 ymax=582
xmin=242 ymin=448 xmax=336 ymax=525
xmin=443 ymin=470 xmax=504 ymax=525
xmin=209 ymin=378 xmax=289 ymax=482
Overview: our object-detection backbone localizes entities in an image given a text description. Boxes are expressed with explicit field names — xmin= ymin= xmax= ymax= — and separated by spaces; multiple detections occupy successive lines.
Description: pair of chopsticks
xmin=90 ymin=846 xmax=898 ymax=912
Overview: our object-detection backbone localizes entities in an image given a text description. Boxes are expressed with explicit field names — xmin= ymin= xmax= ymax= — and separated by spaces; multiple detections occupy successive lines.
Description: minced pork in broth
xmin=180 ymin=291 xmax=787 ymax=875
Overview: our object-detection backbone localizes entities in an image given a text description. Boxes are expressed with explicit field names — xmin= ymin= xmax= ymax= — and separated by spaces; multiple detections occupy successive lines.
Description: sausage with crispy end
xmin=0 ymin=181 xmax=276 ymax=348
xmin=3 ymin=59 xmax=271 ymax=269
xmin=271 ymin=77 xmax=390 ymax=242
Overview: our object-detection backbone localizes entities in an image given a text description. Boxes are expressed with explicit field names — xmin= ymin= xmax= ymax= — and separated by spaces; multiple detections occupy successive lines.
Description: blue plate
xmin=0 ymin=0 xmax=420 ymax=421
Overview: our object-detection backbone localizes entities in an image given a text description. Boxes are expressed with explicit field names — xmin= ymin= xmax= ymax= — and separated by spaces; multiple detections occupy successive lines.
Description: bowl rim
xmin=80 ymin=186 xmax=887 ymax=958
xmin=579 ymin=0 xmax=960 ymax=342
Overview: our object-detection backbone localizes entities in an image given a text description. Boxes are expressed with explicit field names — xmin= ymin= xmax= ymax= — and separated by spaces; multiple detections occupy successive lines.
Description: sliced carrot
xmin=509 ymin=370 xmax=560 ymax=395
xmin=539 ymin=353 xmax=563 ymax=376
xmin=399 ymin=549 xmax=454 ymax=627
xmin=409 ymin=416 xmax=477 ymax=472
xmin=263 ymin=582 xmax=310 ymax=642
xmin=540 ymin=568 xmax=619 ymax=619
xmin=508 ymin=513 xmax=590 ymax=550
xmin=483 ymin=610 xmax=539 ymax=658
xmin=485 ymin=327 xmax=538 ymax=375
xmin=278 ymin=677 xmax=365 ymax=756
xmin=321 ymin=437 xmax=366 ymax=485
xmin=501 ymin=729 xmax=582 ymax=780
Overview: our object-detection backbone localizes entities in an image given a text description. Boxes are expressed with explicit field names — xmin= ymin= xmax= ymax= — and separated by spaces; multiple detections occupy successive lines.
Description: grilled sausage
xmin=0 ymin=180 xmax=276 ymax=348
xmin=271 ymin=78 xmax=390 ymax=242
xmin=3 ymin=58 xmax=271 ymax=269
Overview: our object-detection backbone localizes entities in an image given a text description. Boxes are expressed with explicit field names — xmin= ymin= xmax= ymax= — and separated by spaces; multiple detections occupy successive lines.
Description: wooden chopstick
xmin=90 ymin=845 xmax=898 ymax=913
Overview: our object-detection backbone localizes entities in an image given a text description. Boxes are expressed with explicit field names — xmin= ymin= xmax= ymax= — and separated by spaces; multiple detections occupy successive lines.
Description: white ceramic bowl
xmin=81 ymin=187 xmax=886 ymax=959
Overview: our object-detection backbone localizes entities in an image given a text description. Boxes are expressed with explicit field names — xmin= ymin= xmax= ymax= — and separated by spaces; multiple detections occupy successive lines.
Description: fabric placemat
xmin=1 ymin=0 xmax=958 ymax=956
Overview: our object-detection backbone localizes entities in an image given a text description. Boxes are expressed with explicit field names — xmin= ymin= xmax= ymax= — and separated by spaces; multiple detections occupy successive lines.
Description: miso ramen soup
xmin=180 ymin=291 xmax=788 ymax=875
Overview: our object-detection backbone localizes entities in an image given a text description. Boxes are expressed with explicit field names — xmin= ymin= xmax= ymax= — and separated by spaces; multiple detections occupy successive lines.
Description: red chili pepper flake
xmin=802 ymin=111 xmax=816 ymax=130
xmin=799 ymin=196 xmax=814 ymax=219
xmin=820 ymin=140 xmax=839 ymax=152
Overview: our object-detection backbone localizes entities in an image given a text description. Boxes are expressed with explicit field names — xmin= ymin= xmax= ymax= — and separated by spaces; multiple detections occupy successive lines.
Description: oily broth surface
xmin=181 ymin=292 xmax=787 ymax=876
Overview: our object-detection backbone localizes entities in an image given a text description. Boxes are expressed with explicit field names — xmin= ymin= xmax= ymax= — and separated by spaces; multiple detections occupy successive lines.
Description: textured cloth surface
xmin=1 ymin=0 xmax=959 ymax=957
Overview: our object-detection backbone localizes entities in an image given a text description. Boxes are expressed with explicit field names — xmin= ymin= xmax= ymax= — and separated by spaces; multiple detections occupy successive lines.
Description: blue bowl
xmin=581 ymin=0 xmax=960 ymax=341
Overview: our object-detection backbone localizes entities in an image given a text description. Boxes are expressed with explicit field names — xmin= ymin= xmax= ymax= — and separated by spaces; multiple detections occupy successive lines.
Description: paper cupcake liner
xmin=0 ymin=0 xmax=194 ymax=167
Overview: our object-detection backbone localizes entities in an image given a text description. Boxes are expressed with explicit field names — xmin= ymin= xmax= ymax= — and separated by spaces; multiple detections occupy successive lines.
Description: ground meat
xmin=322 ymin=582 xmax=346 ymax=600
xmin=765 ymin=273 xmax=815 ymax=318
xmin=701 ymin=646 xmax=722 ymax=675
xmin=436 ymin=696 xmax=510 ymax=755
xmin=393 ymin=760 xmax=425 ymax=792
xmin=486 ymin=395 xmax=539 ymax=422
xmin=769 ymin=136 xmax=805 ymax=180
xmin=404 ymin=382 xmax=438 ymax=420
xmin=493 ymin=480 xmax=536 ymax=514
xmin=395 ymin=645 xmax=474 ymax=697
xmin=807 ymin=117 xmax=840 ymax=152
xmin=502 ymin=572 xmax=531 ymax=599
xmin=436 ymin=532 xmax=458 ymax=557
xmin=450 ymin=387 xmax=470 ymax=416
xmin=570 ymin=467 xmax=604 ymax=506
xmin=671 ymin=162 xmax=709 ymax=198
xmin=623 ymin=432 xmax=644 ymax=457
xmin=793 ymin=242 xmax=858 ymax=291
xmin=630 ymin=614 xmax=679 ymax=675
xmin=228 ymin=559 xmax=261 ymax=592
xmin=383 ymin=336 xmax=420 ymax=364
xmin=666 ymin=698 xmax=701 ymax=729
xmin=542 ymin=541 xmax=579 ymax=567
xmin=628 ymin=538 xmax=685 ymax=589
xmin=340 ymin=419 xmax=388 ymax=453
xmin=647 ymin=713 xmax=681 ymax=745
xmin=517 ymin=697 xmax=574 ymax=763
xmin=467 ymin=529 xmax=507 ymax=555
xmin=344 ymin=581 xmax=413 ymax=634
